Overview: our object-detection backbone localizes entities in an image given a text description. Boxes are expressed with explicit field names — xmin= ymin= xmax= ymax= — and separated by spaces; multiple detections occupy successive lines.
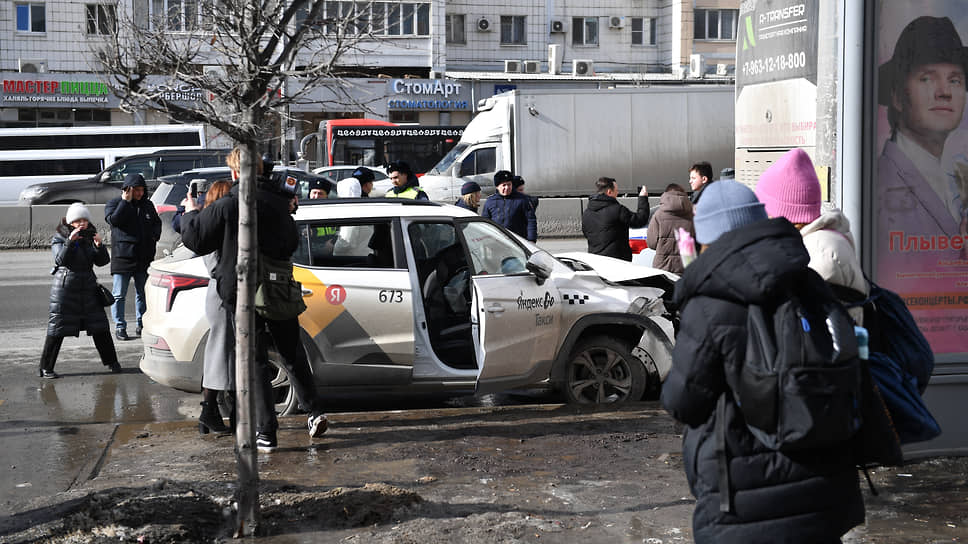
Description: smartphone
xmin=189 ymin=180 xmax=198 ymax=198
xmin=637 ymin=185 xmax=644 ymax=194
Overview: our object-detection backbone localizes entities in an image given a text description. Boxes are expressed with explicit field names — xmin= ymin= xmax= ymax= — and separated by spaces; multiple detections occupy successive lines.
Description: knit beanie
xmin=461 ymin=181 xmax=481 ymax=195
xmin=754 ymin=148 xmax=821 ymax=224
xmin=65 ymin=202 xmax=92 ymax=224
xmin=693 ymin=180 xmax=768 ymax=245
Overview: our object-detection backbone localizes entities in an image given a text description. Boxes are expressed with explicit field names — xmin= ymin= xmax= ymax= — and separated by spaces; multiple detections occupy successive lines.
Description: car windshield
xmin=428 ymin=143 xmax=467 ymax=175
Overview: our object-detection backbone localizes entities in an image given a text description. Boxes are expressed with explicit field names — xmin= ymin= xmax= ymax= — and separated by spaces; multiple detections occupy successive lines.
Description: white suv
xmin=140 ymin=199 xmax=677 ymax=412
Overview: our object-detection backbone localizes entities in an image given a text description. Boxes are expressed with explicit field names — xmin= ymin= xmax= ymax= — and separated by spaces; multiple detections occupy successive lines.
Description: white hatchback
xmin=140 ymin=199 xmax=678 ymax=413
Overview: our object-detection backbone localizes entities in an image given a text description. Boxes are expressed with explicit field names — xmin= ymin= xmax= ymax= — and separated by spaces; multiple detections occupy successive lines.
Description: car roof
xmin=313 ymin=165 xmax=388 ymax=172
xmin=158 ymin=166 xmax=323 ymax=184
xmin=294 ymin=199 xmax=478 ymax=220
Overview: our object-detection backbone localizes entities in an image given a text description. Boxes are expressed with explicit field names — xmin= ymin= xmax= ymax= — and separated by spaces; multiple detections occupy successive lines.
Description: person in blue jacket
xmin=455 ymin=181 xmax=481 ymax=212
xmin=481 ymin=170 xmax=537 ymax=241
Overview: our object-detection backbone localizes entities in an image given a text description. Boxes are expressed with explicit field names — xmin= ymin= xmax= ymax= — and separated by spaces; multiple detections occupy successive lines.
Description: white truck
xmin=418 ymin=86 xmax=735 ymax=200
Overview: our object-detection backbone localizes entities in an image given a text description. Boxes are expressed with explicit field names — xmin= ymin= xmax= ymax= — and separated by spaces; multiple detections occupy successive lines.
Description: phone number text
xmin=741 ymin=51 xmax=808 ymax=77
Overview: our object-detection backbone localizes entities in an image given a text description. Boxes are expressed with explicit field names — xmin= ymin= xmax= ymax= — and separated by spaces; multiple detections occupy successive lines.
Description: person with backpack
xmin=661 ymin=180 xmax=864 ymax=543
xmin=755 ymin=148 xmax=869 ymax=324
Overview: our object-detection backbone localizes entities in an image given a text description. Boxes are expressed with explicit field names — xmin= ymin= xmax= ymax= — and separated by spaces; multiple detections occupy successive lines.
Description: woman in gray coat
xmin=39 ymin=203 xmax=122 ymax=378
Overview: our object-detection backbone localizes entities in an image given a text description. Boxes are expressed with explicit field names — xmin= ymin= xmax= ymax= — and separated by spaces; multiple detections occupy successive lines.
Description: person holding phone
xmin=104 ymin=173 xmax=162 ymax=340
xmin=581 ymin=176 xmax=649 ymax=261
xmin=40 ymin=203 xmax=122 ymax=378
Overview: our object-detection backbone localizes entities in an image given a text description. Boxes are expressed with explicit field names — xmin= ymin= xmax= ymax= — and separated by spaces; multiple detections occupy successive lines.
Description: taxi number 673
xmin=379 ymin=289 xmax=404 ymax=303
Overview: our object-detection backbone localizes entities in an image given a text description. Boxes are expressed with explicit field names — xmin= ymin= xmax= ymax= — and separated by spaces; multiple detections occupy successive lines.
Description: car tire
xmin=267 ymin=347 xmax=299 ymax=416
xmin=560 ymin=335 xmax=647 ymax=405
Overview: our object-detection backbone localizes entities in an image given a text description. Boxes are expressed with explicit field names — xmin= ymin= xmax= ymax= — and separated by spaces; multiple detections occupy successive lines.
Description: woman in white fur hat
xmin=39 ymin=203 xmax=122 ymax=378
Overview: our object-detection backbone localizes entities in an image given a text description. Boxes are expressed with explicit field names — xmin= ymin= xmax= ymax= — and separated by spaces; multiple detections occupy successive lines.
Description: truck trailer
xmin=418 ymin=86 xmax=735 ymax=201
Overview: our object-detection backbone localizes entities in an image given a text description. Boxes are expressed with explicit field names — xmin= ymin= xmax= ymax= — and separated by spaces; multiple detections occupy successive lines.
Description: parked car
xmin=18 ymin=149 xmax=230 ymax=205
xmin=151 ymin=166 xmax=334 ymax=258
xmin=312 ymin=165 xmax=392 ymax=196
xmin=140 ymin=199 xmax=678 ymax=413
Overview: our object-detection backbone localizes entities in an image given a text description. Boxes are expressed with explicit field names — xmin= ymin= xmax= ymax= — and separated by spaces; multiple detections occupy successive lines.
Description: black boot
xmin=199 ymin=389 xmax=230 ymax=435
xmin=93 ymin=331 xmax=122 ymax=373
xmin=39 ymin=336 xmax=62 ymax=379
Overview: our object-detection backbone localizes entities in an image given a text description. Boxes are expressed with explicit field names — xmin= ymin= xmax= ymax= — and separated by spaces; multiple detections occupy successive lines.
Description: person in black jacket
xmin=180 ymin=147 xmax=328 ymax=451
xmin=104 ymin=173 xmax=161 ymax=340
xmin=40 ymin=203 xmax=122 ymax=378
xmin=688 ymin=161 xmax=714 ymax=204
xmin=660 ymin=180 xmax=864 ymax=543
xmin=481 ymin=170 xmax=537 ymax=241
xmin=581 ymin=177 xmax=649 ymax=261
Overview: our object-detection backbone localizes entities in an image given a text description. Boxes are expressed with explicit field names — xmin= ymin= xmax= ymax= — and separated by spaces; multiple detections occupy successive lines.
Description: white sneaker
xmin=308 ymin=413 xmax=328 ymax=438
xmin=256 ymin=433 xmax=277 ymax=452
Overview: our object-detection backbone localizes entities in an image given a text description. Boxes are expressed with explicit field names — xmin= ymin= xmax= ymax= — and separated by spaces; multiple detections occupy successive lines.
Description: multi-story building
xmin=0 ymin=0 xmax=737 ymax=148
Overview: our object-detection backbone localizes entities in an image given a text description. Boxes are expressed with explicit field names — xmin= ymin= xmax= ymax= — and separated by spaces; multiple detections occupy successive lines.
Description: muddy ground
xmin=0 ymin=403 xmax=965 ymax=543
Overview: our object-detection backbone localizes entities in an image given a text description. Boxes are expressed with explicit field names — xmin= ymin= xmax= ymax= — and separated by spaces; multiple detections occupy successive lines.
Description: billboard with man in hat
xmin=876 ymin=5 xmax=968 ymax=355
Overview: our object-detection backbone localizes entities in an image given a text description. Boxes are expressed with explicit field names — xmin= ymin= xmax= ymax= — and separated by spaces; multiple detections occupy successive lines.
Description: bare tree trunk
xmin=233 ymin=141 xmax=260 ymax=537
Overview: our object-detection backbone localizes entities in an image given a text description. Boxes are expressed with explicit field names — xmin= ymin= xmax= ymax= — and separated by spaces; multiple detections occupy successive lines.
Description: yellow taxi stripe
xmin=294 ymin=267 xmax=344 ymax=337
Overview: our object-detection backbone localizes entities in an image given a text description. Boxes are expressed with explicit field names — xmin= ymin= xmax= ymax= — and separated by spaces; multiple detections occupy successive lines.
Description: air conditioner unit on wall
xmin=572 ymin=59 xmax=594 ymax=76
xmin=477 ymin=16 xmax=492 ymax=32
xmin=19 ymin=59 xmax=47 ymax=73
xmin=523 ymin=60 xmax=541 ymax=74
xmin=609 ymin=16 xmax=625 ymax=29
xmin=716 ymin=63 xmax=728 ymax=76
xmin=550 ymin=20 xmax=565 ymax=33
xmin=689 ymin=54 xmax=705 ymax=78
xmin=504 ymin=60 xmax=523 ymax=73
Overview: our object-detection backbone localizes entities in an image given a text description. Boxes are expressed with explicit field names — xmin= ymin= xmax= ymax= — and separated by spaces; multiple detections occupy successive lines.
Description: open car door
xmin=458 ymin=220 xmax=561 ymax=394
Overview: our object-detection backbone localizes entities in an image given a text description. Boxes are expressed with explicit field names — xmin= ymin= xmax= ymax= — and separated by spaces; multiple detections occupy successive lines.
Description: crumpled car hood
xmin=553 ymin=252 xmax=679 ymax=284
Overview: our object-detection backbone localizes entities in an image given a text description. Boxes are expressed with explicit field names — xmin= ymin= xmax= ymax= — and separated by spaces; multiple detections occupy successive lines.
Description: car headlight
xmin=19 ymin=186 xmax=48 ymax=202
xmin=628 ymin=296 xmax=661 ymax=316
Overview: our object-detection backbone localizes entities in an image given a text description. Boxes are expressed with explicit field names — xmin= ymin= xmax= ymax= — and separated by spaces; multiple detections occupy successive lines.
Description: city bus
xmin=301 ymin=119 xmax=464 ymax=175
xmin=0 ymin=124 xmax=207 ymax=203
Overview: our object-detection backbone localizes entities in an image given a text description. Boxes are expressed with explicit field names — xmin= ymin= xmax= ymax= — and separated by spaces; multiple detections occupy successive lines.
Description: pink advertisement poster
xmin=875 ymin=1 xmax=968 ymax=355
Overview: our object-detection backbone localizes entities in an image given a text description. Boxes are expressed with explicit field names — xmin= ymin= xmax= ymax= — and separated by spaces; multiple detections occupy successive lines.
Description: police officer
xmin=384 ymin=160 xmax=428 ymax=200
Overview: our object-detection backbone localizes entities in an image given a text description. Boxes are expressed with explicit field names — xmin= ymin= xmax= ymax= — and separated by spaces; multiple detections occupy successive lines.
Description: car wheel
xmin=267 ymin=347 xmax=299 ymax=415
xmin=561 ymin=335 xmax=647 ymax=404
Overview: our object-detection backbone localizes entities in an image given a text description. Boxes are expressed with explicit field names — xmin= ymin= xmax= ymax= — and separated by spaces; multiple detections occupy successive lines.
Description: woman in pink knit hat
xmin=754 ymin=148 xmax=869 ymax=323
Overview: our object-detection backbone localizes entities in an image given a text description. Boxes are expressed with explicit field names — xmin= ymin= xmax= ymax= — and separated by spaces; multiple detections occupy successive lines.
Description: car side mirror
xmin=101 ymin=172 xmax=112 ymax=182
xmin=526 ymin=251 xmax=555 ymax=285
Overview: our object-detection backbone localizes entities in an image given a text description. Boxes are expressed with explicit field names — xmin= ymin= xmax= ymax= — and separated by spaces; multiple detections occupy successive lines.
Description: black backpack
xmin=717 ymin=270 xmax=869 ymax=513
xmin=736 ymin=270 xmax=864 ymax=451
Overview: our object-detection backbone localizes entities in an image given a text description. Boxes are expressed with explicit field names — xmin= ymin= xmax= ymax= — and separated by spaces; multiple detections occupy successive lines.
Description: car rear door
xmin=292 ymin=218 xmax=415 ymax=386
xmin=457 ymin=220 xmax=561 ymax=393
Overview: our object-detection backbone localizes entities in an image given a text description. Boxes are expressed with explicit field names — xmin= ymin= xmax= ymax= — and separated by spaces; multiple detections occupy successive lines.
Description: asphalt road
xmin=0 ymin=241 xmax=587 ymax=516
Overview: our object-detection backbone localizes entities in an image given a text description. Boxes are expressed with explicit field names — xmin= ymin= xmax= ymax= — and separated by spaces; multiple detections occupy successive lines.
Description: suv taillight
xmin=150 ymin=273 xmax=208 ymax=312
